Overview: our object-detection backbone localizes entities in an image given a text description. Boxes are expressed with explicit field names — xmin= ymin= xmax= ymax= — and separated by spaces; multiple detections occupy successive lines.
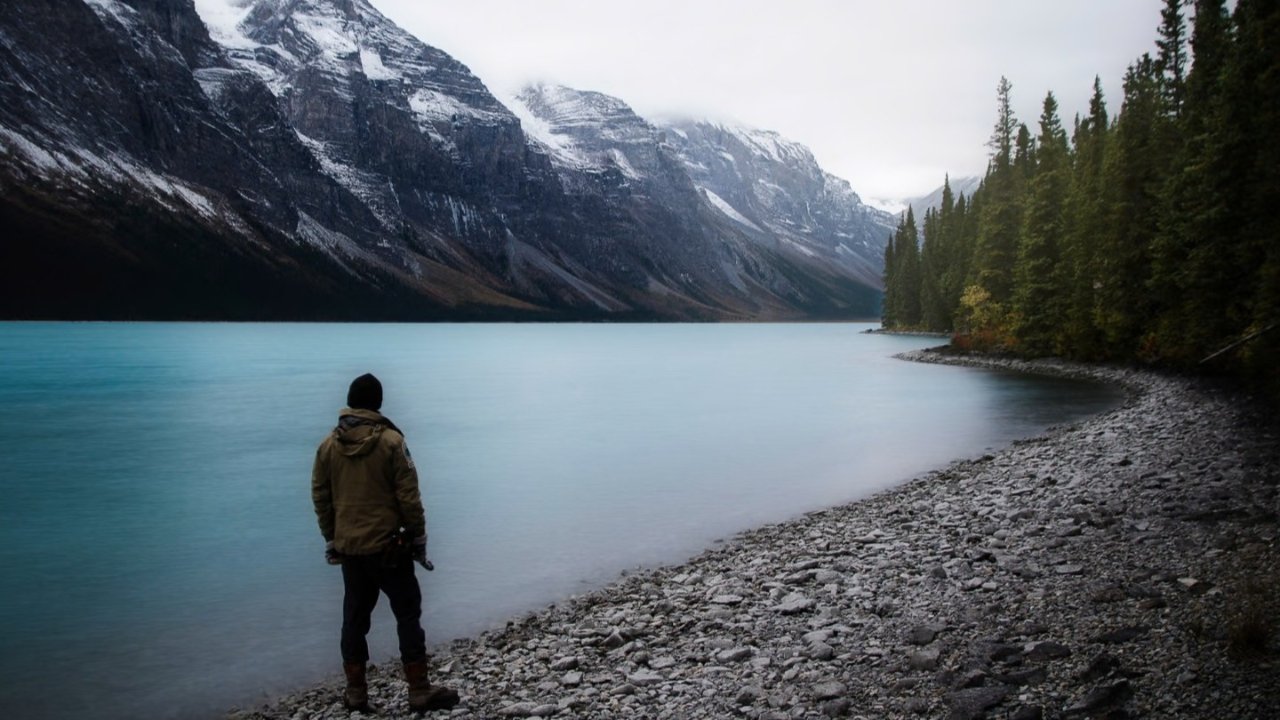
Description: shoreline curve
xmin=230 ymin=351 xmax=1279 ymax=719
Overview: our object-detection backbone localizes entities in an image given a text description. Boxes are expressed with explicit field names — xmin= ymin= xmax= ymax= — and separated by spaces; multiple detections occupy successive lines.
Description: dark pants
xmin=340 ymin=553 xmax=426 ymax=664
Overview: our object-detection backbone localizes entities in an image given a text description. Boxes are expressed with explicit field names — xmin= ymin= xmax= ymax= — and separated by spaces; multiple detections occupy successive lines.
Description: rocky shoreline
xmin=232 ymin=352 xmax=1279 ymax=719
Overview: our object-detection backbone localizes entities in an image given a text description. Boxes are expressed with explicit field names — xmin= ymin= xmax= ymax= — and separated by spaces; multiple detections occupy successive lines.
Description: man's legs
xmin=381 ymin=561 xmax=458 ymax=711
xmin=340 ymin=556 xmax=381 ymax=663
xmin=380 ymin=561 xmax=426 ymax=663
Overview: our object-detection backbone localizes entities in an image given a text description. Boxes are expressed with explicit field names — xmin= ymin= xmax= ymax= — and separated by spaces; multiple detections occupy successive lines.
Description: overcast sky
xmin=366 ymin=1 xmax=1170 ymax=204
xmin=194 ymin=1 xmax=1170 ymax=204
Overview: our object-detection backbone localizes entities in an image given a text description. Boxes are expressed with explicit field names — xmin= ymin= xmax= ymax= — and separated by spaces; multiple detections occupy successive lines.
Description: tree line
xmin=882 ymin=0 xmax=1277 ymax=397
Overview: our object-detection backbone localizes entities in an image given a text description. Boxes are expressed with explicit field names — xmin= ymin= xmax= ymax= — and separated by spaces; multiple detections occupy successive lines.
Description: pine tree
xmin=1209 ymin=0 xmax=1278 ymax=381
xmin=1013 ymin=92 xmax=1070 ymax=355
xmin=882 ymin=231 xmax=897 ymax=327
xmin=1094 ymin=54 xmax=1165 ymax=358
xmin=1060 ymin=78 xmax=1110 ymax=359
xmin=893 ymin=208 xmax=923 ymax=327
xmin=987 ymin=77 xmax=1018 ymax=170
xmin=920 ymin=206 xmax=947 ymax=330
xmin=1150 ymin=0 xmax=1236 ymax=364
xmin=1154 ymin=0 xmax=1190 ymax=116
xmin=942 ymin=189 xmax=974 ymax=328
xmin=972 ymin=79 xmax=1024 ymax=313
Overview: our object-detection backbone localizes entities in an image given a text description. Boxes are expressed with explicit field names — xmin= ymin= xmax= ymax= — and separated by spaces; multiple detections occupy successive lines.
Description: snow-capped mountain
xmin=511 ymin=84 xmax=893 ymax=292
xmin=0 ymin=0 xmax=888 ymax=320
xmin=661 ymin=120 xmax=895 ymax=289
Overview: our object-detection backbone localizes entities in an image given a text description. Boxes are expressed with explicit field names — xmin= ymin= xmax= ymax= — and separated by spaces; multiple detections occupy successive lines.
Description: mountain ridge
xmin=0 ymin=0 xmax=892 ymax=320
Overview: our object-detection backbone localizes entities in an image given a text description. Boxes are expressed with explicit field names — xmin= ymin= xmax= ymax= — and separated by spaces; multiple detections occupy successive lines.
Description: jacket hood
xmin=332 ymin=408 xmax=391 ymax=458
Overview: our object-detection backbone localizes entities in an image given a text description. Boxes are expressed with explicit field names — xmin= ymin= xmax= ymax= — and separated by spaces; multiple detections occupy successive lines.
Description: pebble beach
xmin=231 ymin=350 xmax=1279 ymax=720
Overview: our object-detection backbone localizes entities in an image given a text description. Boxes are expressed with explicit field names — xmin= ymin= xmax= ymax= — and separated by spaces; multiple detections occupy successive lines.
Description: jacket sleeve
xmin=390 ymin=435 xmax=427 ymax=539
xmin=311 ymin=441 xmax=335 ymax=541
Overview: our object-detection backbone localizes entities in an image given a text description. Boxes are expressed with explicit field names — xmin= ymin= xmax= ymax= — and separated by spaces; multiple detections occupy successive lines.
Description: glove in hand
xmin=412 ymin=535 xmax=433 ymax=571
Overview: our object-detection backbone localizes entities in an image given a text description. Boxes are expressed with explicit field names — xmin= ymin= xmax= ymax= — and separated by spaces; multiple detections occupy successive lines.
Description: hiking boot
xmin=342 ymin=662 xmax=368 ymax=711
xmin=403 ymin=659 xmax=460 ymax=713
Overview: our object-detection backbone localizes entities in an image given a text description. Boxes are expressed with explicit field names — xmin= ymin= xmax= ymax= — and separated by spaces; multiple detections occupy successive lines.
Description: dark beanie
xmin=347 ymin=373 xmax=383 ymax=411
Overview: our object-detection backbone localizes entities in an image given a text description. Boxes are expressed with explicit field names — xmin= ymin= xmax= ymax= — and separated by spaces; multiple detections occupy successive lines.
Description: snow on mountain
xmin=662 ymin=119 xmax=896 ymax=289
xmin=1 ymin=0 xmax=889 ymax=321
xmin=702 ymin=187 xmax=762 ymax=232
xmin=510 ymin=83 xmax=667 ymax=185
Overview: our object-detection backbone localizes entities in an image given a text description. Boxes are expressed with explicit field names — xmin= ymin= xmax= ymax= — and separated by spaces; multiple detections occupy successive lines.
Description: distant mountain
xmin=511 ymin=84 xmax=895 ymax=297
xmin=660 ymin=119 xmax=893 ymax=290
xmin=0 ymin=0 xmax=888 ymax=320
xmin=903 ymin=175 xmax=983 ymax=222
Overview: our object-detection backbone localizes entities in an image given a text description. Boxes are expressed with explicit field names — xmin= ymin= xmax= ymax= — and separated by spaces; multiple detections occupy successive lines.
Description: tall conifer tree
xmin=1060 ymin=78 xmax=1110 ymax=358
xmin=893 ymin=208 xmax=923 ymax=327
xmin=1013 ymin=92 xmax=1070 ymax=355
xmin=920 ymin=207 xmax=947 ymax=330
xmin=1155 ymin=0 xmax=1190 ymax=116
xmin=1151 ymin=0 xmax=1235 ymax=363
xmin=1095 ymin=54 xmax=1165 ymax=358
xmin=972 ymin=79 xmax=1024 ymax=313
xmin=882 ymin=232 xmax=897 ymax=327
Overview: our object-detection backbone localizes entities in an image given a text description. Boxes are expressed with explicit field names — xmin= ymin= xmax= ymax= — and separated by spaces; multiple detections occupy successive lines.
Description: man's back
xmin=313 ymin=407 xmax=425 ymax=556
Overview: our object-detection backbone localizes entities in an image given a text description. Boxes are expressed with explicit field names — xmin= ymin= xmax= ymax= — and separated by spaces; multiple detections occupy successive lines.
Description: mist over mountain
xmin=0 ymin=0 xmax=893 ymax=320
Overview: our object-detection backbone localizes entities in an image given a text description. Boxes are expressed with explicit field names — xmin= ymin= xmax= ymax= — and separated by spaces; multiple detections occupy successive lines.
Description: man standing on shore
xmin=311 ymin=373 xmax=458 ymax=713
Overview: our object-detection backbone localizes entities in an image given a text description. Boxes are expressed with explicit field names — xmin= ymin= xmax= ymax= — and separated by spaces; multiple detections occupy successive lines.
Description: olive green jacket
xmin=312 ymin=408 xmax=426 ymax=556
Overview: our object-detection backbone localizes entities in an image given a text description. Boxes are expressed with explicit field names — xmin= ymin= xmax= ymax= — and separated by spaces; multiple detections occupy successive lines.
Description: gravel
xmin=229 ymin=351 xmax=1279 ymax=719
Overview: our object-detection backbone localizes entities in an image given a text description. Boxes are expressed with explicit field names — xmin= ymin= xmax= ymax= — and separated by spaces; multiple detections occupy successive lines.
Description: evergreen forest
xmin=881 ymin=0 xmax=1277 ymax=397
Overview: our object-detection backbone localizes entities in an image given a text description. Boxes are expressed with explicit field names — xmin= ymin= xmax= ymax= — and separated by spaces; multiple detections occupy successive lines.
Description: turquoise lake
xmin=0 ymin=322 xmax=1122 ymax=718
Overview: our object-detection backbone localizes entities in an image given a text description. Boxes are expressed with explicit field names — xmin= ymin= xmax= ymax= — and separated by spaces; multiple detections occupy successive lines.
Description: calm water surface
xmin=0 ymin=323 xmax=1121 ymax=719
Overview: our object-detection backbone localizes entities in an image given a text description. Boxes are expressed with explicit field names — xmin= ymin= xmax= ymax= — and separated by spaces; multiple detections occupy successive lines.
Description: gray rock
xmin=549 ymin=656 xmax=580 ymax=671
xmin=953 ymin=669 xmax=988 ymax=689
xmin=1138 ymin=596 xmax=1168 ymax=610
xmin=499 ymin=702 xmax=556 ymax=717
xmin=715 ymin=647 xmax=754 ymax=663
xmin=908 ymin=624 xmax=943 ymax=645
xmin=821 ymin=698 xmax=852 ymax=717
xmin=648 ymin=655 xmax=677 ymax=670
xmin=986 ymin=643 xmax=1023 ymax=663
xmin=1091 ymin=625 xmax=1148 ymax=644
xmin=806 ymin=642 xmax=836 ymax=661
xmin=944 ymin=685 xmax=1009 ymax=720
xmin=735 ymin=685 xmax=763 ymax=706
xmin=908 ymin=648 xmax=940 ymax=671
xmin=1024 ymin=641 xmax=1071 ymax=662
xmin=994 ymin=667 xmax=1046 ymax=686
xmin=1177 ymin=577 xmax=1212 ymax=594
xmin=904 ymin=697 xmax=930 ymax=714
xmin=813 ymin=569 xmax=842 ymax=584
xmin=812 ymin=680 xmax=848 ymax=700
xmin=773 ymin=593 xmax=815 ymax=614
xmin=803 ymin=630 xmax=833 ymax=644
xmin=1064 ymin=680 xmax=1133 ymax=715
xmin=627 ymin=670 xmax=663 ymax=686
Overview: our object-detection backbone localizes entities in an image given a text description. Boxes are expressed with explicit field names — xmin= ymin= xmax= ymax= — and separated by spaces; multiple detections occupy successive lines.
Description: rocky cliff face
xmin=0 ymin=0 xmax=888 ymax=320
xmin=661 ymin=120 xmax=895 ymax=290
